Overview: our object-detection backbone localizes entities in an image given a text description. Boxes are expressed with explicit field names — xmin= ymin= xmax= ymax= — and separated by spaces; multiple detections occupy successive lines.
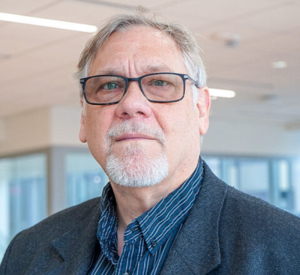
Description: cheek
xmin=157 ymin=107 xmax=187 ymax=144
xmin=85 ymin=107 xmax=113 ymax=135
xmin=162 ymin=106 xmax=199 ymax=148
xmin=85 ymin=108 xmax=114 ymax=157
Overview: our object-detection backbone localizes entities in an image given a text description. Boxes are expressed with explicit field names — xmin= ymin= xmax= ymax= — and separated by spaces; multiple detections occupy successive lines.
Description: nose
xmin=115 ymin=81 xmax=152 ymax=119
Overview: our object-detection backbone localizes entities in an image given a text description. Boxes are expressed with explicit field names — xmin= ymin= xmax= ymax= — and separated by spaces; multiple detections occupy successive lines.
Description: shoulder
xmin=1 ymin=197 xmax=101 ymax=272
xmin=222 ymin=183 xmax=300 ymax=236
xmin=219 ymin=177 xmax=300 ymax=233
xmin=221 ymin=187 xmax=300 ymax=272
xmin=201 ymin=160 xmax=300 ymax=228
xmin=202 ymin=162 xmax=300 ymax=232
xmin=194 ymin=161 xmax=300 ymax=272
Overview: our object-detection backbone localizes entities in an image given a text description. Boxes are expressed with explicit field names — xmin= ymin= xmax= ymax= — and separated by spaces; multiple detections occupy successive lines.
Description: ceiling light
xmin=0 ymin=12 xmax=98 ymax=33
xmin=209 ymin=89 xmax=236 ymax=98
xmin=272 ymin=61 xmax=287 ymax=69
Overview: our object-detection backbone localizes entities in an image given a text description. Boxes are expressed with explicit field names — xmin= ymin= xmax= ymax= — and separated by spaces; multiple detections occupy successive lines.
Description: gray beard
xmin=105 ymin=121 xmax=169 ymax=188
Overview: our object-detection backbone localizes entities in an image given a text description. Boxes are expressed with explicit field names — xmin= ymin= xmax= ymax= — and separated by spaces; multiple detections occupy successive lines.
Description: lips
xmin=106 ymin=121 xmax=166 ymax=148
xmin=115 ymin=133 xmax=155 ymax=142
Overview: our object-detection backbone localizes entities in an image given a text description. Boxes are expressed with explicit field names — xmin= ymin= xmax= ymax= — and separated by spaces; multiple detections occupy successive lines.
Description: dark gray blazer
xmin=1 ymin=162 xmax=300 ymax=274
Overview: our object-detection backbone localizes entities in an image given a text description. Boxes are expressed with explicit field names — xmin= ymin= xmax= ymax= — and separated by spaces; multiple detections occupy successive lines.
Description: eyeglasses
xmin=80 ymin=72 xmax=197 ymax=105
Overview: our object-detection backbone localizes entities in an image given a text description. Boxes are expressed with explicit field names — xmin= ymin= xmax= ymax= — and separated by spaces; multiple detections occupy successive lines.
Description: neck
xmin=111 ymin=159 xmax=198 ymax=229
xmin=112 ymin=182 xmax=170 ymax=256
xmin=111 ymin=182 xmax=170 ymax=229
xmin=110 ymin=154 xmax=199 ymax=255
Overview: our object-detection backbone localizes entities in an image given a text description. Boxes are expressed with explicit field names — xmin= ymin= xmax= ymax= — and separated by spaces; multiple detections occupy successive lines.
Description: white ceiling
xmin=0 ymin=0 xmax=299 ymax=129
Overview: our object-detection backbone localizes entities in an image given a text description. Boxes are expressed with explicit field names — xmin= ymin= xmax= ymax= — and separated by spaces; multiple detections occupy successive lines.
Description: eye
xmin=102 ymin=82 xmax=120 ymax=90
xmin=151 ymin=79 xmax=168 ymax=86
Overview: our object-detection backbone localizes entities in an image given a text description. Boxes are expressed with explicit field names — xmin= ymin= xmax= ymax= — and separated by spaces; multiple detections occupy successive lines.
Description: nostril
xmin=116 ymin=89 xmax=151 ymax=119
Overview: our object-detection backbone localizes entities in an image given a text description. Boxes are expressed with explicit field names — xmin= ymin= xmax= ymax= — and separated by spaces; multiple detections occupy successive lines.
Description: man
xmin=1 ymin=13 xmax=300 ymax=275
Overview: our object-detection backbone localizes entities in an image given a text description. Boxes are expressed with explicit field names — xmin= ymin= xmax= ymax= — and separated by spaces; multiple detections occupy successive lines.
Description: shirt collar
xmin=97 ymin=157 xmax=204 ymax=257
xmin=136 ymin=157 xmax=204 ymax=253
xmin=97 ymin=184 xmax=118 ymax=263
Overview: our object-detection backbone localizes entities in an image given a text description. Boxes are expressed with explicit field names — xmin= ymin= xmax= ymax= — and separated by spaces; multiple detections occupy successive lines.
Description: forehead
xmin=89 ymin=26 xmax=187 ymax=76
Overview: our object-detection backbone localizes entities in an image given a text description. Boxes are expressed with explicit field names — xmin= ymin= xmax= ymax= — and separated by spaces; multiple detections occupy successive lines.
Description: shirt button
xmin=123 ymin=272 xmax=130 ymax=275
xmin=151 ymin=240 xmax=157 ymax=247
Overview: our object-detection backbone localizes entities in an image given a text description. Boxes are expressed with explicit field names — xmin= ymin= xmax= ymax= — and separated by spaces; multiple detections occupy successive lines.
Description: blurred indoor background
xmin=1 ymin=0 xmax=300 ymax=260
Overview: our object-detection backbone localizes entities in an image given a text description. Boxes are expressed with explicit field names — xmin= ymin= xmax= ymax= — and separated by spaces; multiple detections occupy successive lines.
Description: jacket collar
xmin=161 ymin=162 xmax=227 ymax=275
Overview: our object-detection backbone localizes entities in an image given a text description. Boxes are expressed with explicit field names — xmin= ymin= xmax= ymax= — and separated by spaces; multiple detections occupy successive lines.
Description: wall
xmin=0 ymin=108 xmax=52 ymax=156
xmin=50 ymin=106 xmax=84 ymax=147
xmin=0 ymin=106 xmax=85 ymax=156
xmin=203 ymin=118 xmax=300 ymax=157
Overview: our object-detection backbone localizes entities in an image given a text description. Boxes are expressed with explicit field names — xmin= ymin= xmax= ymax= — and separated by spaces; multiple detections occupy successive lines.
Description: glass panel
xmin=0 ymin=159 xmax=11 ymax=260
xmin=10 ymin=155 xmax=47 ymax=237
xmin=222 ymin=159 xmax=239 ymax=189
xmin=237 ymin=159 xmax=270 ymax=203
xmin=276 ymin=160 xmax=293 ymax=211
xmin=202 ymin=156 xmax=221 ymax=178
xmin=66 ymin=153 xmax=108 ymax=207
xmin=0 ymin=154 xmax=47 ymax=261
xmin=292 ymin=159 xmax=300 ymax=217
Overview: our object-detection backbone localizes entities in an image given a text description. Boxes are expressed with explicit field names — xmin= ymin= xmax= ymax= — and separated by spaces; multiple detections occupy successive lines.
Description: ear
xmin=79 ymin=100 xmax=87 ymax=143
xmin=196 ymin=86 xmax=210 ymax=135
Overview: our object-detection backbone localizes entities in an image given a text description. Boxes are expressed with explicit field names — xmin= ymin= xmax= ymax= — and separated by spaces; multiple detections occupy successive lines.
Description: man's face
xmin=79 ymin=26 xmax=210 ymax=188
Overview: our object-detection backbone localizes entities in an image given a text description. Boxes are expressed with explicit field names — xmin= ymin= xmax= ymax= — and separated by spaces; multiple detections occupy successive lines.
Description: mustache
xmin=106 ymin=121 xmax=166 ymax=147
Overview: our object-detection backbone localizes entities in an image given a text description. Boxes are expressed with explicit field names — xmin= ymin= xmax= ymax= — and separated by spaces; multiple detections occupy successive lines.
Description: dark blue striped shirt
xmin=89 ymin=158 xmax=203 ymax=275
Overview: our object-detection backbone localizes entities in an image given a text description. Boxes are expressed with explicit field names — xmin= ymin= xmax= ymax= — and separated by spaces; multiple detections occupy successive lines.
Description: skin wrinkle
xmin=92 ymin=64 xmax=175 ymax=77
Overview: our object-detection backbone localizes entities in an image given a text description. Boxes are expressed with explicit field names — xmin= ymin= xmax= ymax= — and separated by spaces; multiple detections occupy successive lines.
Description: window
xmin=238 ymin=159 xmax=270 ymax=202
xmin=1 ymin=149 xmax=299 ymax=262
xmin=292 ymin=159 xmax=300 ymax=216
xmin=66 ymin=153 xmax=108 ymax=207
xmin=0 ymin=154 xmax=47 ymax=260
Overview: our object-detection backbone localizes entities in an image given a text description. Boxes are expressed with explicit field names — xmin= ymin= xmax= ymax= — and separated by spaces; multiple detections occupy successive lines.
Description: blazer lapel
xmin=51 ymin=202 xmax=101 ymax=274
xmin=161 ymin=163 xmax=227 ymax=275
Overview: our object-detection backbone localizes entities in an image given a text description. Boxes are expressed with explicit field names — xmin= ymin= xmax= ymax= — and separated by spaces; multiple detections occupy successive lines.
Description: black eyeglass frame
xmin=80 ymin=72 xmax=198 ymax=105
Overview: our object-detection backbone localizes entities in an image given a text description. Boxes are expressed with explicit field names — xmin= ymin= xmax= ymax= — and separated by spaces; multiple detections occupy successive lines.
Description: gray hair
xmin=76 ymin=12 xmax=207 ymax=104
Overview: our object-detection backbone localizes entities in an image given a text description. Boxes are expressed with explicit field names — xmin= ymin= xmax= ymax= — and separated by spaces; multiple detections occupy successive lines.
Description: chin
xmin=105 ymin=144 xmax=169 ymax=188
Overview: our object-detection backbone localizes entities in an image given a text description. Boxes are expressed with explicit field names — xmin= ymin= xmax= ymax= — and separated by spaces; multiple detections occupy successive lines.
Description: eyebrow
xmin=143 ymin=65 xmax=173 ymax=73
xmin=94 ymin=64 xmax=174 ymax=76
